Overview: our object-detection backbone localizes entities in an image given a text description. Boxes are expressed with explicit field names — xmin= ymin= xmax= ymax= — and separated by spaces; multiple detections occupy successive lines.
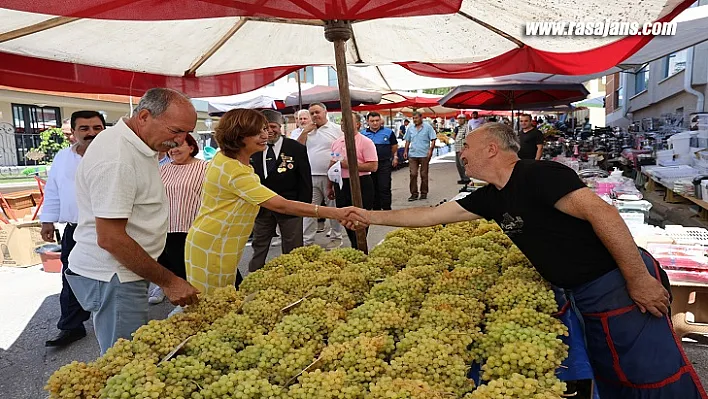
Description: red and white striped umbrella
xmin=0 ymin=0 xmax=694 ymax=97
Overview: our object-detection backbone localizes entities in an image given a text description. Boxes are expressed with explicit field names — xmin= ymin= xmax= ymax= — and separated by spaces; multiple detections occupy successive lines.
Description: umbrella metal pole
xmin=296 ymin=69 xmax=303 ymax=111
xmin=325 ymin=20 xmax=368 ymax=253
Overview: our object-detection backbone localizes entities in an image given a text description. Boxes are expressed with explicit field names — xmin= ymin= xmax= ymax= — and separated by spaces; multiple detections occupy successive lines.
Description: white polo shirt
xmin=306 ymin=121 xmax=343 ymax=175
xmin=69 ymin=119 xmax=168 ymax=283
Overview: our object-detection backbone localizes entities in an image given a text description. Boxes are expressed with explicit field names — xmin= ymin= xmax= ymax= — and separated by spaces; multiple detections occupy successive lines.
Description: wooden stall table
xmin=666 ymin=272 xmax=708 ymax=338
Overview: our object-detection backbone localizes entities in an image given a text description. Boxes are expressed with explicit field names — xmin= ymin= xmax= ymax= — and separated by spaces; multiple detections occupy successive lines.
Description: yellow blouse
xmin=185 ymin=152 xmax=276 ymax=294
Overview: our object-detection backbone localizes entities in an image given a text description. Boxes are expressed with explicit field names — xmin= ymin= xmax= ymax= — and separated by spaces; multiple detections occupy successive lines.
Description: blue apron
xmin=566 ymin=249 xmax=707 ymax=399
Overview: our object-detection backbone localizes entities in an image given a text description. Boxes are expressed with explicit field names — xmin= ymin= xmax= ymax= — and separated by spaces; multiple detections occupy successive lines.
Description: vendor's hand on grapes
xmin=162 ymin=277 xmax=200 ymax=307
xmin=627 ymin=274 xmax=670 ymax=317
xmin=40 ymin=223 xmax=55 ymax=242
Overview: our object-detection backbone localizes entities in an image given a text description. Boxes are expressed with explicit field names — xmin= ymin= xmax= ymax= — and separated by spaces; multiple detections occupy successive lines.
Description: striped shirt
xmin=160 ymin=159 xmax=208 ymax=233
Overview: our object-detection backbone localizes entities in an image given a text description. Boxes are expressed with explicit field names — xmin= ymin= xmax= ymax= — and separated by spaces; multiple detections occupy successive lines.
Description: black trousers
xmin=157 ymin=232 xmax=188 ymax=280
xmin=58 ymin=223 xmax=90 ymax=331
xmin=371 ymin=160 xmax=393 ymax=210
xmin=334 ymin=175 xmax=374 ymax=250
xmin=248 ymin=209 xmax=304 ymax=273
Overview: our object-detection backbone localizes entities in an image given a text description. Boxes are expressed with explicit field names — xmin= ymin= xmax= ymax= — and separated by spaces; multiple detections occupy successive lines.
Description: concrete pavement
xmin=1 ymin=153 xmax=707 ymax=398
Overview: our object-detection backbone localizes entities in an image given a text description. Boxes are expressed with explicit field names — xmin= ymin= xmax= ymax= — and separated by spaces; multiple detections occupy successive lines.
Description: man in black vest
xmin=248 ymin=110 xmax=312 ymax=272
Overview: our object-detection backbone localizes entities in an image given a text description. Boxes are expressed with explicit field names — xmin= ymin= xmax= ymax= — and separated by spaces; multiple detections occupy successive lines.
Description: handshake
xmin=336 ymin=207 xmax=371 ymax=230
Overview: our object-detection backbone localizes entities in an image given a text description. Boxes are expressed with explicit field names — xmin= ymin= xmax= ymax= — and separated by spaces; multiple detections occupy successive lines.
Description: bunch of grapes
xmin=93 ymin=338 xmax=140 ymax=377
xmin=273 ymin=314 xmax=325 ymax=349
xmin=263 ymin=252 xmax=307 ymax=273
xmin=131 ymin=318 xmax=198 ymax=358
xmin=367 ymin=377 xmax=452 ymax=399
xmin=309 ymin=282 xmax=360 ymax=310
xmin=248 ymin=332 xmax=296 ymax=373
xmin=336 ymin=270 xmax=372 ymax=298
xmin=485 ymin=278 xmax=558 ymax=314
xmin=385 ymin=228 xmax=436 ymax=246
xmin=330 ymin=247 xmax=368 ymax=263
xmin=428 ymin=268 xmax=489 ymax=297
xmin=368 ymin=237 xmax=410 ymax=268
xmin=481 ymin=341 xmax=565 ymax=381
xmin=238 ymin=266 xmax=288 ymax=294
xmin=367 ymin=275 xmax=426 ymax=312
xmin=497 ymin=265 xmax=545 ymax=284
xmin=412 ymin=242 xmax=453 ymax=263
xmin=45 ymin=361 xmax=107 ymax=399
xmin=277 ymin=269 xmax=334 ymax=297
xmin=270 ymin=342 xmax=321 ymax=385
xmin=475 ymin=322 xmax=567 ymax=361
xmin=241 ymin=288 xmax=297 ymax=330
xmin=330 ymin=301 xmax=411 ymax=343
xmin=422 ymin=294 xmax=486 ymax=320
xmin=316 ymin=252 xmax=351 ymax=269
xmin=501 ymin=246 xmax=533 ymax=271
xmin=388 ymin=337 xmax=475 ymax=396
xmin=156 ymin=355 xmax=221 ymax=399
xmin=466 ymin=236 xmax=507 ymax=257
xmin=209 ymin=312 xmax=265 ymax=349
xmin=100 ymin=358 xmax=165 ymax=399
xmin=184 ymin=286 xmax=245 ymax=323
xmin=287 ymin=370 xmax=366 ymax=399
xmin=465 ymin=373 xmax=566 ymax=399
xmin=472 ymin=220 xmax=503 ymax=236
xmin=291 ymin=244 xmax=326 ymax=262
xmin=320 ymin=335 xmax=395 ymax=384
xmin=484 ymin=307 xmax=568 ymax=336
xmin=395 ymin=326 xmax=481 ymax=363
xmin=194 ymin=369 xmax=284 ymax=399
xmin=183 ymin=331 xmax=239 ymax=372
xmin=456 ymin=247 xmax=502 ymax=276
xmin=290 ymin=298 xmax=348 ymax=334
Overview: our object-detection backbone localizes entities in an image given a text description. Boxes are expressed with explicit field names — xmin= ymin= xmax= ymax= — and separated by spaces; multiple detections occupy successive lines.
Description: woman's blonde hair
xmin=214 ymin=109 xmax=267 ymax=157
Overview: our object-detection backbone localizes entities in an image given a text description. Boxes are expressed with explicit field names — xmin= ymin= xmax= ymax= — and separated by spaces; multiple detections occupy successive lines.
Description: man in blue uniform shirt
xmin=363 ymin=112 xmax=398 ymax=210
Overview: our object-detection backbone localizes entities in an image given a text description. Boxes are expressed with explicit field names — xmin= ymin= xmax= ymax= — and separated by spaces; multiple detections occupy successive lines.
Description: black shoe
xmin=45 ymin=329 xmax=86 ymax=347
xmin=408 ymin=195 xmax=418 ymax=201
xmin=420 ymin=194 xmax=427 ymax=200
xmin=457 ymin=180 xmax=467 ymax=184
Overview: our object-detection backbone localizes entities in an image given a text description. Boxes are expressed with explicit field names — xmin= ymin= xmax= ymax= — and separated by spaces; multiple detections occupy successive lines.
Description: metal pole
xmin=325 ymin=20 xmax=368 ymax=253
xmin=296 ymin=69 xmax=303 ymax=111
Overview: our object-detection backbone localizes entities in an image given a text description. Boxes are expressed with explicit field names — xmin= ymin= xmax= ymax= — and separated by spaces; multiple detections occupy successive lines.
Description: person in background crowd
xmin=248 ymin=110 xmax=312 ymax=272
xmin=488 ymin=117 xmax=498 ymax=123
xmin=403 ymin=111 xmax=436 ymax=201
xmin=344 ymin=122 xmax=707 ymax=399
xmin=296 ymin=102 xmax=344 ymax=250
xmin=453 ymin=113 xmax=471 ymax=185
xmin=289 ymin=109 xmax=312 ymax=141
xmin=518 ymin=113 xmax=544 ymax=160
xmin=66 ymin=88 xmax=200 ymax=354
xmin=148 ymin=134 xmax=208 ymax=305
xmin=60 ymin=117 xmax=77 ymax=144
xmin=327 ymin=112 xmax=378 ymax=250
xmin=582 ymin=117 xmax=592 ymax=131
xmin=431 ymin=119 xmax=439 ymax=133
xmin=398 ymin=119 xmax=409 ymax=139
xmin=185 ymin=109 xmax=355 ymax=295
xmin=158 ymin=151 xmax=172 ymax=166
xmin=467 ymin=111 xmax=484 ymax=131
xmin=363 ymin=112 xmax=398 ymax=211
xmin=41 ymin=110 xmax=106 ymax=348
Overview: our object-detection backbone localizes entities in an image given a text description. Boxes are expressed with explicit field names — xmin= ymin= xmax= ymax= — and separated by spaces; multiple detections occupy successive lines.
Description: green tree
xmin=28 ymin=127 xmax=69 ymax=164
xmin=422 ymin=87 xmax=453 ymax=96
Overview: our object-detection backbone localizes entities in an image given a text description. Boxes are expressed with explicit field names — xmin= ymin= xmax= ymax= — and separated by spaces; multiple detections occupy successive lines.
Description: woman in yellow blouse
xmin=185 ymin=109 xmax=349 ymax=295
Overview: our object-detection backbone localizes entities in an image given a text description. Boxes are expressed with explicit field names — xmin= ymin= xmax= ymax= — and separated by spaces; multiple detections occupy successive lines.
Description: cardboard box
xmin=0 ymin=221 xmax=47 ymax=267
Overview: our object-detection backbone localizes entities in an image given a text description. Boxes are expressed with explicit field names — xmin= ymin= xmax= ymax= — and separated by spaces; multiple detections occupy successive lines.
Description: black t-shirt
xmin=518 ymin=128 xmax=544 ymax=159
xmin=456 ymin=160 xmax=618 ymax=288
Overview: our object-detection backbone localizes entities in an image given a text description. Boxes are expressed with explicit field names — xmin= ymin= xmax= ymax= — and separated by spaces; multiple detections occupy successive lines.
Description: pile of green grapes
xmin=46 ymin=221 xmax=569 ymax=399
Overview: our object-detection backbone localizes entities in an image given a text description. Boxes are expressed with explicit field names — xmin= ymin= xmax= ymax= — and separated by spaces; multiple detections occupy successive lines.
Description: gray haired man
xmin=66 ymin=88 xmax=200 ymax=354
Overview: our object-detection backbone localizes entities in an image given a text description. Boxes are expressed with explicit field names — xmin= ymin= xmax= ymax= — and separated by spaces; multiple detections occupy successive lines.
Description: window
xmin=328 ymin=67 xmax=338 ymax=87
xmin=11 ymin=104 xmax=62 ymax=165
xmin=634 ymin=65 xmax=649 ymax=94
xmin=614 ymin=87 xmax=624 ymax=109
xmin=663 ymin=50 xmax=687 ymax=78
xmin=288 ymin=66 xmax=315 ymax=84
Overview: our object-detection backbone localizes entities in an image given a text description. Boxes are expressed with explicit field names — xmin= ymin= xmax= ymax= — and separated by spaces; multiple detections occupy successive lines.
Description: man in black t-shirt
xmin=518 ymin=113 xmax=544 ymax=160
xmin=342 ymin=123 xmax=706 ymax=398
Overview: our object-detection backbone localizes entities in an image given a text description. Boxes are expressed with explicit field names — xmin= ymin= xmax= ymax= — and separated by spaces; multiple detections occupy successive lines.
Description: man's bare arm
xmin=95 ymin=218 xmax=199 ymax=306
xmin=554 ymin=188 xmax=670 ymax=316
xmin=345 ymin=201 xmax=479 ymax=229
xmin=535 ymin=144 xmax=543 ymax=160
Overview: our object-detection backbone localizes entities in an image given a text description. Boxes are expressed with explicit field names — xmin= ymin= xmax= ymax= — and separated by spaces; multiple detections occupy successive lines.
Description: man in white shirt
xmin=289 ymin=109 xmax=312 ymax=141
xmin=66 ymin=88 xmax=200 ymax=354
xmin=41 ymin=110 xmax=106 ymax=348
xmin=296 ymin=102 xmax=344 ymax=249
xmin=467 ymin=111 xmax=484 ymax=131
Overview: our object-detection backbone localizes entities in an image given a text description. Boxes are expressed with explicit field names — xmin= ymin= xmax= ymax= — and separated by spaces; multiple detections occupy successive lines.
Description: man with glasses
xmin=41 ymin=110 xmax=106 ymax=348
xmin=66 ymin=88 xmax=200 ymax=354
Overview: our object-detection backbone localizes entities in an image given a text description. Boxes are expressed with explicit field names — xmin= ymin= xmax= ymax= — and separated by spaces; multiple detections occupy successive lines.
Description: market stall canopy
xmin=439 ymin=83 xmax=590 ymax=110
xmin=354 ymin=91 xmax=442 ymax=112
xmin=203 ymin=83 xmax=316 ymax=114
xmin=0 ymin=0 xmax=694 ymax=97
xmin=283 ymin=85 xmax=382 ymax=110
xmin=573 ymin=96 xmax=605 ymax=109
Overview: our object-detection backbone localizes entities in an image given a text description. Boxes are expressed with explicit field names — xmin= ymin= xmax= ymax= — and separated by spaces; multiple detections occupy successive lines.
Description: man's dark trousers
xmin=58 ymin=223 xmax=90 ymax=332
xmin=371 ymin=160 xmax=393 ymax=210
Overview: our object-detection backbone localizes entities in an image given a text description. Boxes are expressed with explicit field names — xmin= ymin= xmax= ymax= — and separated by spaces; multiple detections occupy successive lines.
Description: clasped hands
xmin=335 ymin=207 xmax=370 ymax=230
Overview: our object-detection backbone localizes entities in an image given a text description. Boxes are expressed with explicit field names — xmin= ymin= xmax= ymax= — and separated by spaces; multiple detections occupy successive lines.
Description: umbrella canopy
xmin=283 ymin=85 xmax=382 ymax=110
xmin=354 ymin=91 xmax=442 ymax=112
xmin=439 ymin=83 xmax=590 ymax=110
xmin=0 ymin=0 xmax=694 ymax=97
xmin=573 ymin=96 xmax=605 ymax=109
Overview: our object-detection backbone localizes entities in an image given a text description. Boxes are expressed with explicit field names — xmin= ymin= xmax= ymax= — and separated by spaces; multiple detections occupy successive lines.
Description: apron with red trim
xmin=566 ymin=249 xmax=707 ymax=399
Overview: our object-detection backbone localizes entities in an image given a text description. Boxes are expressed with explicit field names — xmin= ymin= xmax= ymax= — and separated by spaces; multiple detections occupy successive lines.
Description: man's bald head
xmin=475 ymin=122 xmax=520 ymax=153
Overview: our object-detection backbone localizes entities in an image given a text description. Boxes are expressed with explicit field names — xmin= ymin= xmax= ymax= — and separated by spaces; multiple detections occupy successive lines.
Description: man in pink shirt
xmin=327 ymin=113 xmax=378 ymax=249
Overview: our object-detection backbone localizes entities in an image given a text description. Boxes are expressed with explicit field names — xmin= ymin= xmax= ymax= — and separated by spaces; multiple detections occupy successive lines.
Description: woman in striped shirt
xmin=149 ymin=134 xmax=208 ymax=304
